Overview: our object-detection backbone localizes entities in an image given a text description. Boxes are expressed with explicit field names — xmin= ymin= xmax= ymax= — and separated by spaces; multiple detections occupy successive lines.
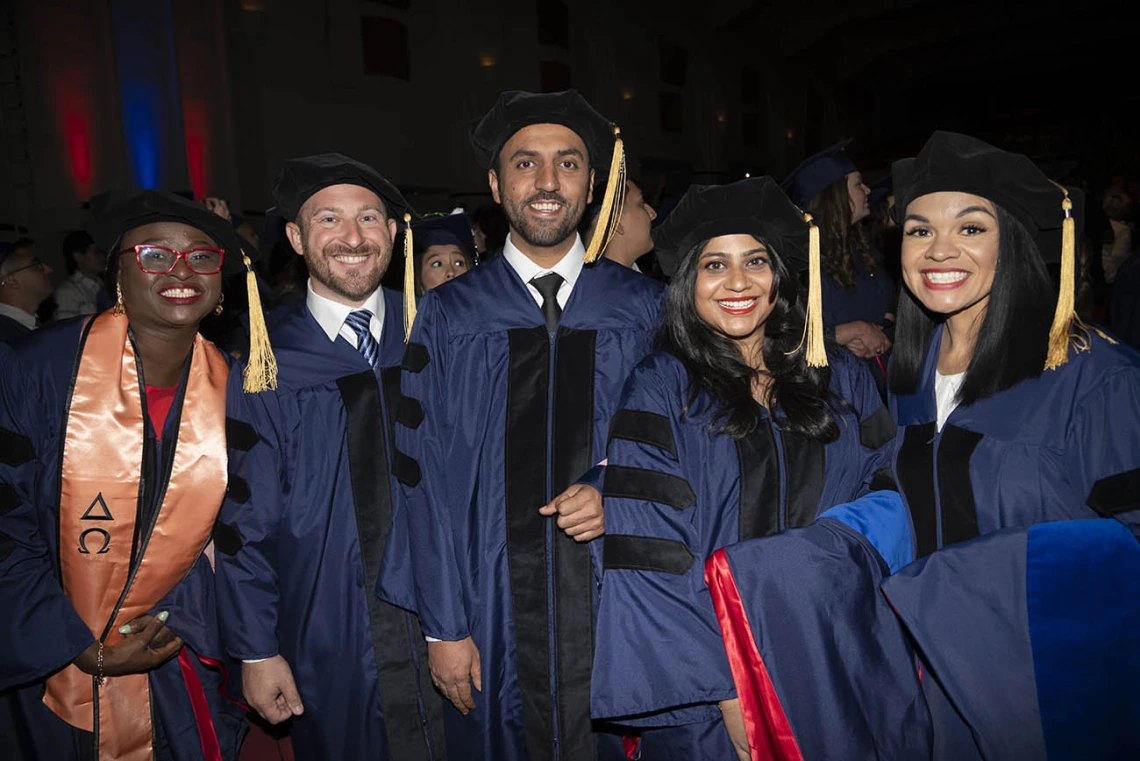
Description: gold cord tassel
xmin=583 ymin=124 xmax=628 ymax=264
xmin=1044 ymin=190 xmax=1077 ymax=370
xmin=798 ymin=213 xmax=828 ymax=368
xmin=402 ymin=212 xmax=416 ymax=342
xmin=241 ymin=251 xmax=279 ymax=393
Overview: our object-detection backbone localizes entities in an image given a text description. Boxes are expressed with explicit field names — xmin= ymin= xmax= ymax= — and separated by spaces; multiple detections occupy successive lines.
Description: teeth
xmin=924 ymin=271 xmax=968 ymax=284
xmin=530 ymin=202 xmax=561 ymax=212
xmin=718 ymin=299 xmax=756 ymax=309
xmin=161 ymin=288 xmax=198 ymax=298
xmin=335 ymin=255 xmax=369 ymax=264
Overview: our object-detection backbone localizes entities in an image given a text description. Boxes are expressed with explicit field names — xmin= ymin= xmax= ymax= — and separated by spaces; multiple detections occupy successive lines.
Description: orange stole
xmin=43 ymin=311 xmax=229 ymax=761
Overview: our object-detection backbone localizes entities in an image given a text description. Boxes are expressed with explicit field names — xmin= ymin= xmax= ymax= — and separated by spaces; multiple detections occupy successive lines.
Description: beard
xmin=303 ymin=239 xmax=391 ymax=302
xmin=501 ymin=191 xmax=585 ymax=249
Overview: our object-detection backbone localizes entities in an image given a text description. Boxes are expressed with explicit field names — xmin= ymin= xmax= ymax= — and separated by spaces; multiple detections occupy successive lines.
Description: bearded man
xmin=376 ymin=91 xmax=666 ymax=761
xmin=214 ymin=154 xmax=446 ymax=761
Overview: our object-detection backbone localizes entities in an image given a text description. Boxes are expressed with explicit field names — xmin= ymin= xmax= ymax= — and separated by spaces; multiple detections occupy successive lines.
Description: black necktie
xmin=530 ymin=272 xmax=564 ymax=332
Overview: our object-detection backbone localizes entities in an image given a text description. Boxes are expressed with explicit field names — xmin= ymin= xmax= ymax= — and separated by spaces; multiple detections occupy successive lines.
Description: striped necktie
xmin=344 ymin=309 xmax=381 ymax=370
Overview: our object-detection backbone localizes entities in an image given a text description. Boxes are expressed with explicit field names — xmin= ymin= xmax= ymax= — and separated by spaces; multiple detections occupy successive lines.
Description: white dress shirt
xmin=306 ymin=279 xmax=385 ymax=346
xmin=500 ymin=233 xmax=586 ymax=310
xmin=53 ymin=271 xmax=103 ymax=321
xmin=0 ymin=303 xmax=37 ymax=330
xmin=935 ymin=370 xmax=965 ymax=432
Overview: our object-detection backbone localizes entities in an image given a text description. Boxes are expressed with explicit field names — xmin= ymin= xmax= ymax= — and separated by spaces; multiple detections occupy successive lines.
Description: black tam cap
xmin=469 ymin=89 xmax=616 ymax=175
xmin=270 ymin=153 xmax=415 ymax=224
xmin=414 ymin=213 xmax=477 ymax=259
xmin=781 ymin=139 xmax=858 ymax=207
xmin=891 ymin=131 xmax=1082 ymax=265
xmin=89 ymin=190 xmax=252 ymax=276
xmin=654 ymin=177 xmax=828 ymax=367
xmin=653 ymin=177 xmax=808 ymax=277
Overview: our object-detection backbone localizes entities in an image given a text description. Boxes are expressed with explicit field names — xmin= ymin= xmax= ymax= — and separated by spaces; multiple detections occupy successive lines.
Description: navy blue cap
xmin=414 ymin=213 xmax=476 ymax=258
xmin=781 ymin=139 xmax=858 ymax=207
xmin=868 ymin=176 xmax=893 ymax=207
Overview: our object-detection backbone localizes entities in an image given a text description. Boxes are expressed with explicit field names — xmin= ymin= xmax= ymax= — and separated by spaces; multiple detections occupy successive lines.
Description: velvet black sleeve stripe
xmin=870 ymin=466 xmax=899 ymax=493
xmin=1087 ymin=467 xmax=1140 ymax=517
xmin=226 ymin=473 xmax=251 ymax=504
xmin=603 ymin=465 xmax=696 ymax=510
xmin=393 ymin=450 xmax=422 ymax=488
xmin=860 ymin=406 xmax=898 ymax=450
xmin=225 ymin=417 xmax=259 ymax=452
xmin=395 ymin=396 xmax=425 ymax=430
xmin=213 ymin=522 xmax=242 ymax=556
xmin=0 ymin=427 xmax=34 ymax=467
xmin=0 ymin=484 xmax=19 ymax=516
xmin=608 ymin=410 xmax=677 ymax=457
xmin=402 ymin=342 xmax=430 ymax=373
xmin=603 ymin=534 xmax=695 ymax=575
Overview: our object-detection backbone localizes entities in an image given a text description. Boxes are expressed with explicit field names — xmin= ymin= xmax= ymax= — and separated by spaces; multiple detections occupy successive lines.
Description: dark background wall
xmin=1 ymin=0 xmax=1133 ymax=277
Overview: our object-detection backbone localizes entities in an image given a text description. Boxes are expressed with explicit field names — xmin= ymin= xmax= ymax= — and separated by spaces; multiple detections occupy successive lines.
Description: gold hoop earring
xmin=214 ymin=293 xmax=225 ymax=316
xmin=112 ymin=283 xmax=125 ymax=316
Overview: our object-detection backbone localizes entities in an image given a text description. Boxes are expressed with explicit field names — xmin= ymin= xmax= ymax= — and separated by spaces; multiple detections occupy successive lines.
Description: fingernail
xmin=118 ymin=624 xmax=131 ymax=634
xmin=157 ymin=611 xmax=169 ymax=622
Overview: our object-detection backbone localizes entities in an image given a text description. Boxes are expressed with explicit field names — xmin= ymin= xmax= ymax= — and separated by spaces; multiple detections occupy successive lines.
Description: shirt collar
xmin=0 ymin=302 xmax=37 ymax=330
xmin=501 ymin=233 xmax=586 ymax=289
xmin=305 ymin=280 xmax=386 ymax=342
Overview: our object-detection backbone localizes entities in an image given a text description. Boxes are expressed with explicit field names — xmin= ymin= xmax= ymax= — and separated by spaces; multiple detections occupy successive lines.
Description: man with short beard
xmin=215 ymin=154 xmax=446 ymax=761
xmin=377 ymin=91 xmax=665 ymax=761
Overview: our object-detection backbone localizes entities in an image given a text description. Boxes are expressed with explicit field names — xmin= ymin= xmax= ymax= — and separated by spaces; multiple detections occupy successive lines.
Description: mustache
xmin=522 ymin=191 xmax=570 ymax=207
xmin=323 ymin=242 xmax=382 ymax=257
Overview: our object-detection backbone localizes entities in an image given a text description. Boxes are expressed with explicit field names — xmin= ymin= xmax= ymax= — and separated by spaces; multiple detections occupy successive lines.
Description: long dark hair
xmin=888 ymin=204 xmax=1055 ymax=405
xmin=661 ymin=237 xmax=840 ymax=442
xmin=808 ymin=176 xmax=877 ymax=290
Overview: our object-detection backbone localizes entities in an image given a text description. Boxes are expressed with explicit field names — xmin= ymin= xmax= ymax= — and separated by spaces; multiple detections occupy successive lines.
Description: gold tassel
xmin=794 ymin=213 xmax=828 ymax=368
xmin=1044 ymin=187 xmax=1077 ymax=370
xmin=241 ymin=251 xmax=279 ymax=393
xmin=402 ymin=212 xmax=416 ymax=342
xmin=583 ymin=124 xmax=628 ymax=264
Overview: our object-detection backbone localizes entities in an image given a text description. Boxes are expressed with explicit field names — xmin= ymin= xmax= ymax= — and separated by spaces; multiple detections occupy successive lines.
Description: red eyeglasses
xmin=119 ymin=244 xmax=225 ymax=275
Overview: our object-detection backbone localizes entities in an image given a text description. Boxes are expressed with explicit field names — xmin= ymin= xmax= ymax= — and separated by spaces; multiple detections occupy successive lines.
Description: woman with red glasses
xmin=0 ymin=190 xmax=274 ymax=761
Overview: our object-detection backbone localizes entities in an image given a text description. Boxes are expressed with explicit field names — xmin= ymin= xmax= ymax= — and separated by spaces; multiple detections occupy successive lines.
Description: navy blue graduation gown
xmin=882 ymin=517 xmax=1140 ymax=761
xmin=376 ymin=255 xmax=664 ymax=761
xmin=213 ymin=290 xmax=445 ymax=761
xmin=705 ymin=492 xmax=931 ymax=761
xmin=0 ymin=314 xmax=32 ymax=345
xmin=821 ymin=250 xmax=896 ymax=329
xmin=890 ymin=328 xmax=1140 ymax=558
xmin=0 ymin=320 xmax=244 ymax=761
xmin=590 ymin=348 xmax=897 ymax=756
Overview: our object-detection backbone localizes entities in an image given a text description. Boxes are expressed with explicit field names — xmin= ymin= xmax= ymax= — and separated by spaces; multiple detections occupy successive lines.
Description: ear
xmin=614 ymin=219 xmax=626 ymax=236
xmin=387 ymin=216 xmax=398 ymax=241
xmin=488 ymin=169 xmax=501 ymax=204
xmin=587 ymin=168 xmax=596 ymax=205
xmin=285 ymin=222 xmax=305 ymax=256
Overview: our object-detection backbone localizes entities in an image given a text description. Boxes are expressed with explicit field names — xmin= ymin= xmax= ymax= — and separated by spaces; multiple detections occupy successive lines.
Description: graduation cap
xmin=868 ymin=176 xmax=893 ymax=208
xmin=89 ymin=189 xmax=278 ymax=392
xmin=652 ymin=177 xmax=828 ymax=367
xmin=469 ymin=89 xmax=627 ymax=265
xmin=270 ymin=152 xmax=420 ymax=342
xmin=781 ymin=139 xmax=858 ymax=207
xmin=413 ymin=212 xmax=477 ymax=260
xmin=892 ymin=130 xmax=1088 ymax=370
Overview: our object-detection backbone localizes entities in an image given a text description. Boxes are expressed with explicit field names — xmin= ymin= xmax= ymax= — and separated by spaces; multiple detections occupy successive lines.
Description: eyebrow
xmin=138 ymin=237 xmax=215 ymax=248
xmin=309 ymin=205 xmax=384 ymax=217
xmin=507 ymin=147 xmax=586 ymax=162
xmin=699 ymin=246 xmax=769 ymax=259
xmin=957 ymin=205 xmax=997 ymax=220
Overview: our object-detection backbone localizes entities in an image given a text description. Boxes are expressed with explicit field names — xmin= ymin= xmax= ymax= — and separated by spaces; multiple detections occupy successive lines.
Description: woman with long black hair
xmin=882 ymin=131 xmax=1140 ymax=760
xmin=588 ymin=177 xmax=899 ymax=760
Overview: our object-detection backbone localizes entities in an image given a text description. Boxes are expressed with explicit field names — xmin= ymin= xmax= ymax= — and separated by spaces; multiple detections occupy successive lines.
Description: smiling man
xmin=214 ymin=154 xmax=446 ymax=761
xmin=377 ymin=90 xmax=665 ymax=761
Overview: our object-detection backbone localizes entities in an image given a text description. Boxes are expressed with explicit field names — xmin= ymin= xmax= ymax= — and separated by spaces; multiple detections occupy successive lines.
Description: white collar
xmin=0 ymin=302 xmax=37 ymax=330
xmin=305 ymin=280 xmax=386 ymax=342
xmin=501 ymin=233 xmax=585 ymax=291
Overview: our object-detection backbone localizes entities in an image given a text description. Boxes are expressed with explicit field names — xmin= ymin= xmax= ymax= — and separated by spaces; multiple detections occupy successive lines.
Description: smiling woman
xmin=0 ymin=190 xmax=266 ymax=761
xmin=591 ymin=177 xmax=899 ymax=759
